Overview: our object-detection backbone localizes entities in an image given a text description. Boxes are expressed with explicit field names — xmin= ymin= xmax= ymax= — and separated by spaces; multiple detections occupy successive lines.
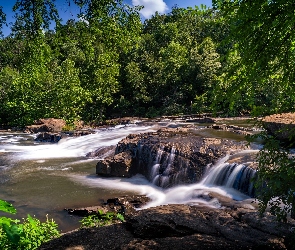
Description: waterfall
xmin=150 ymin=146 xmax=176 ymax=188
xmin=202 ymin=163 xmax=256 ymax=197
xmin=148 ymin=145 xmax=257 ymax=197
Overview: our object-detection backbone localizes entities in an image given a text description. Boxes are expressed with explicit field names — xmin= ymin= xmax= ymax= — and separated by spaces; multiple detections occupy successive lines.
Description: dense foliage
xmin=213 ymin=0 xmax=295 ymax=221
xmin=212 ymin=0 xmax=295 ymax=116
xmin=0 ymin=199 xmax=60 ymax=250
xmin=0 ymin=0 xmax=230 ymax=126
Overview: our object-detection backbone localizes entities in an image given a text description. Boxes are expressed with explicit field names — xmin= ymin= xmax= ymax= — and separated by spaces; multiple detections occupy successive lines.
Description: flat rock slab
xmin=39 ymin=204 xmax=294 ymax=250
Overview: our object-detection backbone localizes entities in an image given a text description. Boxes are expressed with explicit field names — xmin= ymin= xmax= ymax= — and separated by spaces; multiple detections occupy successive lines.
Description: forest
xmin=0 ymin=0 xmax=293 ymax=127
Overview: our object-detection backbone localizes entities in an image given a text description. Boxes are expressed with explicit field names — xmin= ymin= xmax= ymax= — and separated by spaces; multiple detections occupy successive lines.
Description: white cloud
xmin=79 ymin=15 xmax=89 ymax=25
xmin=132 ymin=0 xmax=169 ymax=18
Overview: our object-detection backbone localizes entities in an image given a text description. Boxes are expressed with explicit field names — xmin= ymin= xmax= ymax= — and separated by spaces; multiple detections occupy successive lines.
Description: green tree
xmin=12 ymin=0 xmax=60 ymax=38
xmin=213 ymin=0 xmax=295 ymax=115
xmin=213 ymin=0 xmax=295 ymax=220
xmin=66 ymin=0 xmax=142 ymax=121
xmin=117 ymin=6 xmax=224 ymax=117
xmin=0 ymin=34 xmax=90 ymax=126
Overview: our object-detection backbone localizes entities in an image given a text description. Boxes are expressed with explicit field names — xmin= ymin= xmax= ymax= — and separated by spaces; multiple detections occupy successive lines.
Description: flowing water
xmin=0 ymin=121 xmax=258 ymax=232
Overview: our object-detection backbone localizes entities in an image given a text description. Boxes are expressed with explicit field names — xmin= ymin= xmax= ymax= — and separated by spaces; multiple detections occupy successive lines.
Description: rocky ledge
xmin=262 ymin=112 xmax=295 ymax=144
xmin=39 ymin=203 xmax=295 ymax=250
xmin=24 ymin=118 xmax=94 ymax=142
xmin=95 ymin=128 xmax=249 ymax=188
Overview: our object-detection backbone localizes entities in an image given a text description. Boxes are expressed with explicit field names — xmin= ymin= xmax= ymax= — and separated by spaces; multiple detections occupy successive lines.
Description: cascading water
xmin=150 ymin=146 xmax=176 ymax=187
xmin=148 ymin=144 xmax=257 ymax=197
xmin=202 ymin=163 xmax=257 ymax=197
xmin=0 ymin=122 xmax=258 ymax=232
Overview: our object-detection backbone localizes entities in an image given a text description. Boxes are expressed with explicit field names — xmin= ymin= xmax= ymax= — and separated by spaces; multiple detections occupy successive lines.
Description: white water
xmin=0 ymin=123 xmax=258 ymax=231
xmin=69 ymin=153 xmax=255 ymax=210
xmin=0 ymin=124 xmax=156 ymax=160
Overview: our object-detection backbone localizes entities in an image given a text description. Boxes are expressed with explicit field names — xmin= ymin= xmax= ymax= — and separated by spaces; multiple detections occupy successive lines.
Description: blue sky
xmin=1 ymin=0 xmax=212 ymax=36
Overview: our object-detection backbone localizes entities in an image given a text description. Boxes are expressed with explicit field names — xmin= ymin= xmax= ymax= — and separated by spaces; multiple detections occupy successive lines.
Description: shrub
xmin=0 ymin=199 xmax=60 ymax=250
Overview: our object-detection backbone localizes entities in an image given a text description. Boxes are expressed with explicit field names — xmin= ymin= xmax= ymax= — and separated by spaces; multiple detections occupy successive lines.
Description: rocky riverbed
xmin=34 ymin=114 xmax=295 ymax=249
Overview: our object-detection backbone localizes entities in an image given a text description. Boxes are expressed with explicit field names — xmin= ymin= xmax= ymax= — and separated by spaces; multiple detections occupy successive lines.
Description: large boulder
xmin=96 ymin=151 xmax=133 ymax=177
xmin=96 ymin=129 xmax=249 ymax=187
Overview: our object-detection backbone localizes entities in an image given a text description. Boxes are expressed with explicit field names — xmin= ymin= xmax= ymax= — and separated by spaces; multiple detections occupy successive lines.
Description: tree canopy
xmin=212 ymin=0 xmax=295 ymax=115
xmin=0 ymin=2 xmax=229 ymax=125
xmin=213 ymin=0 xmax=295 ymax=221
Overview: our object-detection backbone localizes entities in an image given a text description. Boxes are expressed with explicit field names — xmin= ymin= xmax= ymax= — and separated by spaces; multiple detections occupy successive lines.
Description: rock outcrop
xmin=24 ymin=118 xmax=96 ymax=143
xmin=263 ymin=112 xmax=295 ymax=144
xmin=96 ymin=129 xmax=249 ymax=187
xmin=24 ymin=118 xmax=67 ymax=133
xmin=34 ymin=132 xmax=62 ymax=143
xmin=39 ymin=204 xmax=295 ymax=250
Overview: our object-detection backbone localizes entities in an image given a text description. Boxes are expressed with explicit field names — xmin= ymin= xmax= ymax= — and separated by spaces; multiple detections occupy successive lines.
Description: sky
xmin=1 ymin=0 xmax=212 ymax=36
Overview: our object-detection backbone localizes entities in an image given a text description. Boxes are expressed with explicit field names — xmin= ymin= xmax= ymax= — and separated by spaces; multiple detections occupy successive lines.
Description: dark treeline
xmin=0 ymin=0 xmax=291 ymax=126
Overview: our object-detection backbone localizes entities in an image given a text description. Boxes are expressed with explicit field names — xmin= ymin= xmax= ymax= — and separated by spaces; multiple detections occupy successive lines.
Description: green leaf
xmin=0 ymin=200 xmax=17 ymax=214
xmin=2 ymin=223 xmax=21 ymax=244
xmin=116 ymin=213 xmax=124 ymax=222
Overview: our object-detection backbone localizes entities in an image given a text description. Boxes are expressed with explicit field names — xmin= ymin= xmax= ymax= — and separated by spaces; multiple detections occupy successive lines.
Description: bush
xmin=0 ymin=199 xmax=60 ymax=250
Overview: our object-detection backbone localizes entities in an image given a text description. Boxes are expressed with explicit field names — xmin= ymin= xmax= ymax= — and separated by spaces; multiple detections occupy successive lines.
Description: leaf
xmin=0 ymin=200 xmax=17 ymax=214
xmin=116 ymin=213 xmax=124 ymax=222
xmin=2 ymin=223 xmax=21 ymax=244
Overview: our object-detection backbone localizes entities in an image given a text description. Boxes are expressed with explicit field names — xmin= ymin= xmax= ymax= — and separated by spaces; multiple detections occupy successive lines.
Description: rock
xmin=186 ymin=117 xmax=215 ymax=123
xmin=34 ymin=132 xmax=62 ymax=143
xmin=24 ymin=118 xmax=66 ymax=133
xmin=39 ymin=204 xmax=295 ymax=250
xmin=208 ymin=124 xmax=254 ymax=136
xmin=65 ymin=195 xmax=151 ymax=217
xmin=262 ymin=112 xmax=295 ymax=144
xmin=96 ymin=151 xmax=133 ymax=177
xmin=86 ymin=145 xmax=116 ymax=158
xmin=96 ymin=129 xmax=249 ymax=187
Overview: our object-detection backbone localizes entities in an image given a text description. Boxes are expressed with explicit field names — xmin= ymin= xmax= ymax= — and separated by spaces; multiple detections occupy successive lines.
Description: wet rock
xmin=186 ymin=117 xmax=215 ymax=123
xmin=86 ymin=145 xmax=116 ymax=158
xmin=34 ymin=132 xmax=62 ymax=143
xmin=96 ymin=129 xmax=249 ymax=187
xmin=96 ymin=151 xmax=133 ymax=177
xmin=262 ymin=112 xmax=295 ymax=144
xmin=65 ymin=195 xmax=151 ymax=217
xmin=208 ymin=124 xmax=254 ymax=136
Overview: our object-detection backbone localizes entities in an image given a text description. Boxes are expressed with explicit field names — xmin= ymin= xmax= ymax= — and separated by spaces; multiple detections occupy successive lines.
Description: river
xmin=0 ymin=119 xmax=258 ymax=232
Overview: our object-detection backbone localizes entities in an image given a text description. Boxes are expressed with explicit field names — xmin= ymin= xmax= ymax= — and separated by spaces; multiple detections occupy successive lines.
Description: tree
xmin=212 ymin=0 xmax=295 ymax=115
xmin=0 ymin=6 xmax=6 ymax=37
xmin=66 ymin=0 xmax=142 ymax=121
xmin=213 ymin=0 xmax=295 ymax=220
xmin=12 ymin=0 xmax=61 ymax=38
xmin=116 ymin=6 xmax=224 ymax=117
